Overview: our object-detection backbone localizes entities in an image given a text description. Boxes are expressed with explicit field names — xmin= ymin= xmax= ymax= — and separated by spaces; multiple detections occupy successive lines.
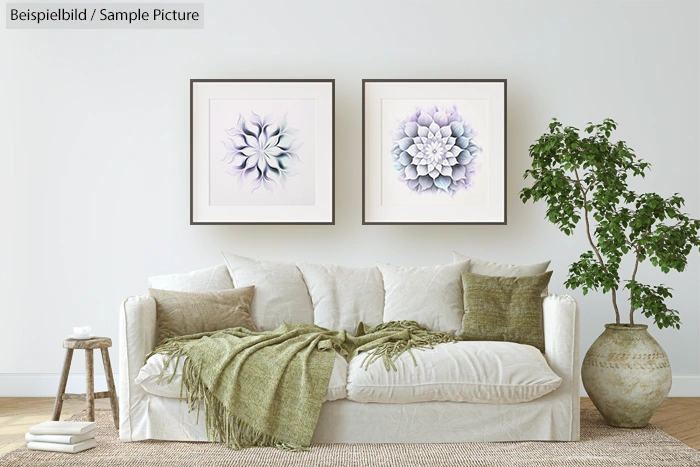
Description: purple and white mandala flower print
xmin=222 ymin=112 xmax=301 ymax=193
xmin=391 ymin=105 xmax=481 ymax=195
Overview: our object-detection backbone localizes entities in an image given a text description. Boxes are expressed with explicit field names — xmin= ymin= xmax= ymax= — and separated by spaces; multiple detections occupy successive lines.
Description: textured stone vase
xmin=582 ymin=324 xmax=671 ymax=428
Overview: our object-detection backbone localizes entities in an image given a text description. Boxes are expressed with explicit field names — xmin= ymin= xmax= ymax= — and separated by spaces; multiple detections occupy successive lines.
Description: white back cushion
xmin=222 ymin=252 xmax=313 ymax=331
xmin=453 ymin=252 xmax=550 ymax=276
xmin=453 ymin=252 xmax=551 ymax=296
xmin=377 ymin=260 xmax=470 ymax=334
xmin=148 ymin=264 xmax=233 ymax=292
xmin=297 ymin=263 xmax=384 ymax=334
xmin=346 ymin=341 xmax=561 ymax=404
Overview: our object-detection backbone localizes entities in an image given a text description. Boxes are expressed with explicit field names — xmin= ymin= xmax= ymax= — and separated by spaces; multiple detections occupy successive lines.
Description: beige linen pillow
xmin=377 ymin=260 xmax=471 ymax=334
xmin=458 ymin=271 xmax=553 ymax=352
xmin=149 ymin=286 xmax=257 ymax=343
xmin=453 ymin=252 xmax=551 ymax=296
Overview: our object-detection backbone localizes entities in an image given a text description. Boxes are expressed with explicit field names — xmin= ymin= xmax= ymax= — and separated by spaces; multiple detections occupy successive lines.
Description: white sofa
xmin=119 ymin=260 xmax=580 ymax=444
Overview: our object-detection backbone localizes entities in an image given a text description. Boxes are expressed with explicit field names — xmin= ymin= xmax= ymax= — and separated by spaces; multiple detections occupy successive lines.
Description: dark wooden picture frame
xmin=190 ymin=79 xmax=335 ymax=225
xmin=362 ymin=79 xmax=507 ymax=225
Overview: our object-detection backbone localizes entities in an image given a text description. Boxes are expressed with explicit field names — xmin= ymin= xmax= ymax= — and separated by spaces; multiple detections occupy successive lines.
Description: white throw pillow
xmin=346 ymin=341 xmax=561 ymax=404
xmin=222 ymin=252 xmax=313 ymax=331
xmin=453 ymin=252 xmax=550 ymax=276
xmin=453 ymin=252 xmax=551 ymax=296
xmin=148 ymin=264 xmax=233 ymax=292
xmin=297 ymin=263 xmax=384 ymax=334
xmin=136 ymin=351 xmax=348 ymax=402
xmin=377 ymin=260 xmax=470 ymax=334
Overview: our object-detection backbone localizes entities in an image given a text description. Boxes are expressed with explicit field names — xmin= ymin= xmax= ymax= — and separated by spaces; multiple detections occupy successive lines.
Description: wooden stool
xmin=51 ymin=337 xmax=119 ymax=429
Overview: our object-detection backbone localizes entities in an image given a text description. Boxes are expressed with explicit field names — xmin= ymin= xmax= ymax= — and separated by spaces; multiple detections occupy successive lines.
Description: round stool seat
xmin=63 ymin=337 xmax=112 ymax=350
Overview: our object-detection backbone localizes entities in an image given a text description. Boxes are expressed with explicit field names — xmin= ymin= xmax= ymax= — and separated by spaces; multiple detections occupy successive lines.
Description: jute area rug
xmin=1 ymin=409 xmax=699 ymax=467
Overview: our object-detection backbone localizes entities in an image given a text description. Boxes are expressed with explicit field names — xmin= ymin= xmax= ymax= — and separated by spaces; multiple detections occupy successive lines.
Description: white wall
xmin=1 ymin=0 xmax=698 ymax=396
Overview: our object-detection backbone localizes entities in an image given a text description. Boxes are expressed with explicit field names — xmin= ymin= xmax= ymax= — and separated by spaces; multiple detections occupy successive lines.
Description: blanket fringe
xmin=360 ymin=321 xmax=455 ymax=371
xmin=151 ymin=344 xmax=307 ymax=451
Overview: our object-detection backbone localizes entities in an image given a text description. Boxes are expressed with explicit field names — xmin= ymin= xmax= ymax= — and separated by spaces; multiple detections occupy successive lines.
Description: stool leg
xmin=85 ymin=349 xmax=95 ymax=422
xmin=51 ymin=349 xmax=73 ymax=421
xmin=100 ymin=347 xmax=119 ymax=429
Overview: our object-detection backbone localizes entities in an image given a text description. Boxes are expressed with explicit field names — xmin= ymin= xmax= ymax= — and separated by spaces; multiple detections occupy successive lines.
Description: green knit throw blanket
xmin=148 ymin=320 xmax=454 ymax=451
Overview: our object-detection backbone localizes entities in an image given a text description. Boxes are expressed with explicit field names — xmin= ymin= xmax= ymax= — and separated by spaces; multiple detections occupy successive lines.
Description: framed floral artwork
xmin=190 ymin=79 xmax=334 ymax=224
xmin=362 ymin=79 xmax=506 ymax=225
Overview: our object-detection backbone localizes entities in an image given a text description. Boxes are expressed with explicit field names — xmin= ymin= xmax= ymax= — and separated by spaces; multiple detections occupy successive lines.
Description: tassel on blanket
xmin=150 ymin=345 xmax=308 ymax=451
xmin=191 ymin=363 xmax=307 ymax=452
xmin=356 ymin=320 xmax=456 ymax=371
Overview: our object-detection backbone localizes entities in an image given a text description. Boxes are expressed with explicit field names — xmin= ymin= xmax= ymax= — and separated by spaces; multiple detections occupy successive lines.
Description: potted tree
xmin=520 ymin=119 xmax=700 ymax=427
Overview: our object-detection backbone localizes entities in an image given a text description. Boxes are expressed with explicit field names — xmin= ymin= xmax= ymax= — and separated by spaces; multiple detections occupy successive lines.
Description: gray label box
xmin=6 ymin=3 xmax=204 ymax=29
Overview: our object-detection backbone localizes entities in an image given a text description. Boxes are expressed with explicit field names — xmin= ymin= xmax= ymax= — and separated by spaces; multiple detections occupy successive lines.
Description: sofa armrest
xmin=543 ymin=293 xmax=580 ymax=439
xmin=118 ymin=295 xmax=157 ymax=441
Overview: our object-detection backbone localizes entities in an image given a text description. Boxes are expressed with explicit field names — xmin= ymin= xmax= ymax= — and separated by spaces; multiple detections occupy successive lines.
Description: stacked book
xmin=26 ymin=421 xmax=97 ymax=453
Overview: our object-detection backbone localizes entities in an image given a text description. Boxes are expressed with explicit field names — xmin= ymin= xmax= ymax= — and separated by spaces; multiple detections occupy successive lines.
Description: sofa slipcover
xmin=120 ymin=293 xmax=580 ymax=443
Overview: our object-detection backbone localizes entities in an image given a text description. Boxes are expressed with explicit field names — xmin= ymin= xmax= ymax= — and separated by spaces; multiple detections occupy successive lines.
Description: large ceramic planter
xmin=581 ymin=324 xmax=671 ymax=428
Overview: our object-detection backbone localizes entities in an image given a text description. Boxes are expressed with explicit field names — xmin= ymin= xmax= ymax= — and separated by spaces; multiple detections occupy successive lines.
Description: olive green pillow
xmin=458 ymin=271 xmax=552 ymax=352
xmin=149 ymin=286 xmax=257 ymax=343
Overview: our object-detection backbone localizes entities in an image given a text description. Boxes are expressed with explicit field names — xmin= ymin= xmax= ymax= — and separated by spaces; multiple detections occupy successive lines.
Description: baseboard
xmin=580 ymin=375 xmax=700 ymax=398
xmin=1 ymin=373 xmax=698 ymax=397
xmin=0 ymin=373 xmax=121 ymax=397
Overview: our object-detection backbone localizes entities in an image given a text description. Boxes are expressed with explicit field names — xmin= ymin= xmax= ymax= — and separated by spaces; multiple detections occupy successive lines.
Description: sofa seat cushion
xmin=346 ymin=342 xmax=561 ymax=404
xmin=135 ymin=350 xmax=349 ymax=402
